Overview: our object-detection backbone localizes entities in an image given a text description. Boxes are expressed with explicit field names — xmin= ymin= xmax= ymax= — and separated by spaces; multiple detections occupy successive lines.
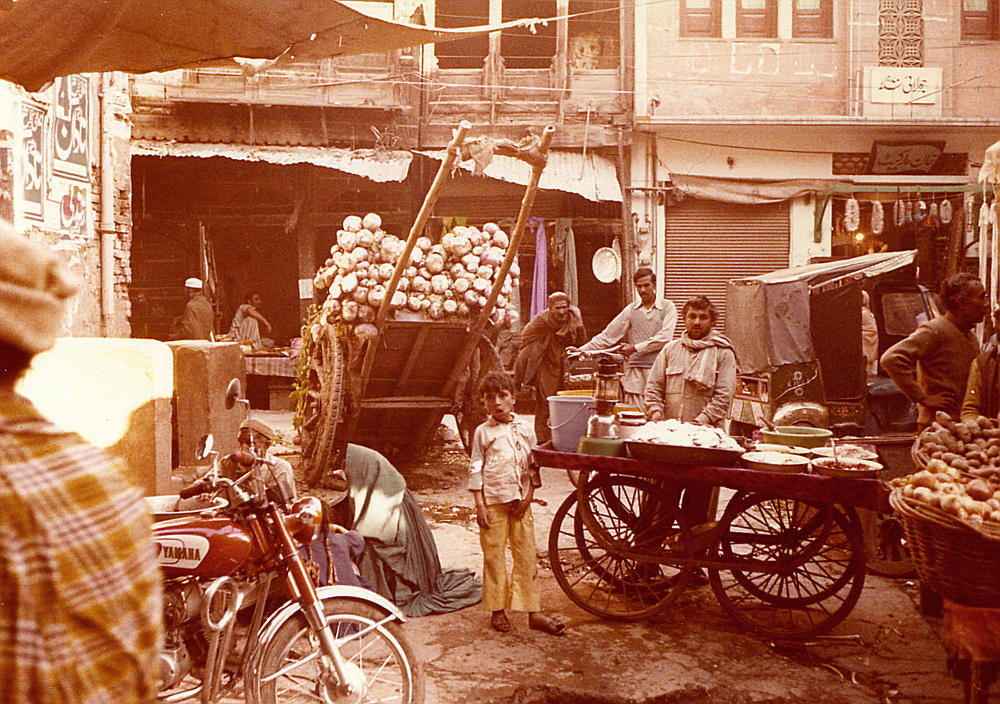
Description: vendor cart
xmin=534 ymin=443 xmax=890 ymax=640
xmin=299 ymin=122 xmax=555 ymax=484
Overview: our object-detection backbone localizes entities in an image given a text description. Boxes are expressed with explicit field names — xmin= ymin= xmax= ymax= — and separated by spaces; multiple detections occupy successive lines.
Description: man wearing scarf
xmin=644 ymin=295 xmax=737 ymax=532
xmin=514 ymin=291 xmax=587 ymax=443
xmin=644 ymin=295 xmax=736 ymax=427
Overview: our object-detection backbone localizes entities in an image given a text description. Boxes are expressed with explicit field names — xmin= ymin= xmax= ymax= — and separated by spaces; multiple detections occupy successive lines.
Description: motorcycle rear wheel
xmin=251 ymin=597 xmax=424 ymax=704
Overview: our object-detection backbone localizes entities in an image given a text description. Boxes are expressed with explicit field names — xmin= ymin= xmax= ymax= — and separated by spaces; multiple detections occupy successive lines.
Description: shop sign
xmin=869 ymin=66 xmax=940 ymax=105
xmin=867 ymin=140 xmax=945 ymax=175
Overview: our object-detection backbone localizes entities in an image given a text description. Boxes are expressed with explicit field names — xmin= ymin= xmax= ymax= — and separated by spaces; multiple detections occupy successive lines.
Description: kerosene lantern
xmin=586 ymin=353 xmax=623 ymax=439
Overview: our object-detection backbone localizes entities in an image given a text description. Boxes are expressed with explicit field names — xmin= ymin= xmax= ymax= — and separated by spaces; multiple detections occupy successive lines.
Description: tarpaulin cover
xmin=132 ymin=139 xmax=413 ymax=182
xmin=418 ymin=149 xmax=624 ymax=202
xmin=726 ymin=251 xmax=916 ymax=375
xmin=0 ymin=0 xmax=538 ymax=92
xmin=669 ymin=174 xmax=834 ymax=205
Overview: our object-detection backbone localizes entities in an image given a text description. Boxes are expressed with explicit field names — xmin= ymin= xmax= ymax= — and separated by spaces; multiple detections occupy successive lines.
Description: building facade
xmin=0 ymin=73 xmax=134 ymax=337
xmin=632 ymin=0 xmax=1000 ymax=321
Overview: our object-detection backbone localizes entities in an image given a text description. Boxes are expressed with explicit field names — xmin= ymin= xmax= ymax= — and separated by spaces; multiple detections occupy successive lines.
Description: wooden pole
xmin=443 ymin=125 xmax=556 ymax=400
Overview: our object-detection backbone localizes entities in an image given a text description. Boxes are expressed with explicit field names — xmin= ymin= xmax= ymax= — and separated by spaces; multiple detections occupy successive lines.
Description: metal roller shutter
xmin=663 ymin=199 xmax=790 ymax=328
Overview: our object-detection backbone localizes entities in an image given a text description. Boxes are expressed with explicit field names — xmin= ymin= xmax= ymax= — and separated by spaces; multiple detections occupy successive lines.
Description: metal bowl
xmin=811 ymin=457 xmax=882 ymax=479
xmin=741 ymin=451 xmax=811 ymax=474
xmin=760 ymin=425 xmax=833 ymax=449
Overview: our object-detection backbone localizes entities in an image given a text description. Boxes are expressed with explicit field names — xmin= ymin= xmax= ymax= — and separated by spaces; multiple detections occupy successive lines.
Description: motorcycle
xmin=151 ymin=379 xmax=424 ymax=703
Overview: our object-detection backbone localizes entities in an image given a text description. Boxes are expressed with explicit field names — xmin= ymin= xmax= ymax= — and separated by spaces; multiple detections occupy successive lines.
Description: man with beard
xmin=514 ymin=291 xmax=586 ymax=444
xmin=644 ymin=295 xmax=737 ymax=533
xmin=644 ymin=295 xmax=736 ymax=427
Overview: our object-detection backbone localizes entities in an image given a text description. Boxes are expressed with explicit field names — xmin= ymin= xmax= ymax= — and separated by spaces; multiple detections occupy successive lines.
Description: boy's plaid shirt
xmin=0 ymin=393 xmax=162 ymax=704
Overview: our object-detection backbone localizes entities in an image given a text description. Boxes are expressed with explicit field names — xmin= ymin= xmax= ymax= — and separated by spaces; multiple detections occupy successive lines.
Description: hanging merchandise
xmin=844 ymin=196 xmax=860 ymax=232
xmin=913 ymin=200 xmax=927 ymax=223
xmin=940 ymin=199 xmax=953 ymax=224
xmin=894 ymin=200 xmax=905 ymax=227
xmin=979 ymin=200 xmax=990 ymax=305
xmin=904 ymin=201 xmax=913 ymax=224
xmin=928 ymin=202 xmax=938 ymax=222
xmin=871 ymin=201 xmax=884 ymax=235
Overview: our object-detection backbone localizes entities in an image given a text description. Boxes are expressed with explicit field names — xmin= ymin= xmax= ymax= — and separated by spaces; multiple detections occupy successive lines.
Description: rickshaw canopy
xmin=726 ymin=250 xmax=917 ymax=375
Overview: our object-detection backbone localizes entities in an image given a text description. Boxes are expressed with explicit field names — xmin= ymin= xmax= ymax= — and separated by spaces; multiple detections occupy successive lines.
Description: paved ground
xmin=257 ymin=411 xmax=974 ymax=704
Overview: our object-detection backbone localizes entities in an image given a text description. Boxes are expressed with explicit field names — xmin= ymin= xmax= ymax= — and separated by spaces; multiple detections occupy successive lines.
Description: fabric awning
xmin=417 ymin=149 xmax=623 ymax=202
xmin=669 ymin=174 xmax=834 ymax=205
xmin=0 ymin=0 xmax=540 ymax=92
xmin=131 ymin=140 xmax=413 ymax=183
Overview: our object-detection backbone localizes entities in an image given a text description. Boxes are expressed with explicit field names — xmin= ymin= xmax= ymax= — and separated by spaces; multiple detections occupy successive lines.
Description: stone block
xmin=17 ymin=337 xmax=173 ymax=495
xmin=167 ymin=341 xmax=246 ymax=469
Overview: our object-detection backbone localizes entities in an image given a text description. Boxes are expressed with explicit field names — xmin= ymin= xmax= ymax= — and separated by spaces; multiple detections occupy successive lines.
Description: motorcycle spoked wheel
xmin=250 ymin=598 xmax=424 ymax=704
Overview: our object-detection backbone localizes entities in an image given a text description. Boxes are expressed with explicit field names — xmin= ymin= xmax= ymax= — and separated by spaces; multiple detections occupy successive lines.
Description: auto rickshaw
xmin=725 ymin=250 xmax=939 ymax=577
xmin=725 ymin=250 xmax=937 ymax=438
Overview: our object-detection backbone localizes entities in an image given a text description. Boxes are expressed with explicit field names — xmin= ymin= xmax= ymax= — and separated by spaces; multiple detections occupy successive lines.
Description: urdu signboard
xmin=869 ymin=66 xmax=941 ymax=105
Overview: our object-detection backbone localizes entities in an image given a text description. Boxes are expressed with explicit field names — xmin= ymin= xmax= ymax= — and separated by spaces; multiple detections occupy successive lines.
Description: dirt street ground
xmin=262 ymin=413 xmax=973 ymax=704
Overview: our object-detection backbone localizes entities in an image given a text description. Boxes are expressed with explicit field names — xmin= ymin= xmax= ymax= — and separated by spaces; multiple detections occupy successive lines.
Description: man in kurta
xmin=644 ymin=295 xmax=737 ymax=428
xmin=881 ymin=272 xmax=987 ymax=430
xmin=572 ymin=267 xmax=677 ymax=412
xmin=514 ymin=291 xmax=587 ymax=443
xmin=172 ymin=277 xmax=214 ymax=340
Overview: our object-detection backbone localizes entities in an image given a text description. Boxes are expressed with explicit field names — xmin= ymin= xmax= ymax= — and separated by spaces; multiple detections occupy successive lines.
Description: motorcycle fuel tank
xmin=153 ymin=516 xmax=253 ymax=577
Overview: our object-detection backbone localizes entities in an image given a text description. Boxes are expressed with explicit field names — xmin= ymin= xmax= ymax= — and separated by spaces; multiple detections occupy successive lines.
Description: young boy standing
xmin=469 ymin=371 xmax=566 ymax=635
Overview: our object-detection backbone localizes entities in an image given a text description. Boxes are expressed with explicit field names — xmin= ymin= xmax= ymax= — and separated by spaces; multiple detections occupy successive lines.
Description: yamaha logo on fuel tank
xmin=155 ymin=535 xmax=209 ymax=569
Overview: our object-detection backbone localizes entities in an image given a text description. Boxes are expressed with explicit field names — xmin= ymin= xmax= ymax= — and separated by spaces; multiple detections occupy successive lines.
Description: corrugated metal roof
xmin=416 ymin=149 xmax=623 ymax=203
xmin=131 ymin=140 xmax=412 ymax=183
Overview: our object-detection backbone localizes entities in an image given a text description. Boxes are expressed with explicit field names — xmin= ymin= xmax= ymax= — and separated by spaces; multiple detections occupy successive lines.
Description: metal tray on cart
xmin=624 ymin=440 xmax=743 ymax=466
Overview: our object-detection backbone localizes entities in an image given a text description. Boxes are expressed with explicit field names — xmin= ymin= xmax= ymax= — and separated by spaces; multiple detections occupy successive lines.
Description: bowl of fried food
xmin=811 ymin=456 xmax=882 ymax=479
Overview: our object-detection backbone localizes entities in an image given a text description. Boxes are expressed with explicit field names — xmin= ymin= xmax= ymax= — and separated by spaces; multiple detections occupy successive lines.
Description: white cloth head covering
xmin=239 ymin=417 xmax=275 ymax=441
xmin=0 ymin=223 xmax=79 ymax=353
xmin=185 ymin=277 xmax=203 ymax=289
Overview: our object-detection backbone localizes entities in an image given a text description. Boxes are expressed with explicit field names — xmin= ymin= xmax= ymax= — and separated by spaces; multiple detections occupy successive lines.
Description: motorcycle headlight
xmin=286 ymin=496 xmax=324 ymax=545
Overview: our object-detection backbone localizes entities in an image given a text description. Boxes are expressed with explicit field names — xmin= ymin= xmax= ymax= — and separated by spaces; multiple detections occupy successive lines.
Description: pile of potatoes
xmin=894 ymin=411 xmax=1000 ymax=527
xmin=916 ymin=411 xmax=1000 ymax=478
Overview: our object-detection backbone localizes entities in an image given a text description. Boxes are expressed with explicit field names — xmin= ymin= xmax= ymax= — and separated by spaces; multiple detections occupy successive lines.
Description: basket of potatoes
xmin=890 ymin=434 xmax=1000 ymax=606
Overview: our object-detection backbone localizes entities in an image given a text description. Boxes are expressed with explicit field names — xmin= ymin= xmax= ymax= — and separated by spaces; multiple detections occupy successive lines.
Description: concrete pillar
xmin=17 ymin=337 xmax=173 ymax=494
xmin=167 ymin=340 xmax=246 ymax=470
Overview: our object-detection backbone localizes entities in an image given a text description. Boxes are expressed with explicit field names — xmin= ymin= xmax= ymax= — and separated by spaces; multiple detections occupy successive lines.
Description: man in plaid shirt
xmin=0 ymin=225 xmax=162 ymax=703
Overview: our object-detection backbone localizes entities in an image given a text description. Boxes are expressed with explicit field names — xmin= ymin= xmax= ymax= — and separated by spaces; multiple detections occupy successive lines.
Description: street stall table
xmin=534 ymin=442 xmax=890 ymax=640
xmin=244 ymin=350 xmax=297 ymax=410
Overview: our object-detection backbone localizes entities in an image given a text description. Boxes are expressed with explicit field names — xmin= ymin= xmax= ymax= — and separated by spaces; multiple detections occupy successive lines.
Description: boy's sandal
xmin=491 ymin=611 xmax=511 ymax=633
xmin=529 ymin=613 xmax=566 ymax=636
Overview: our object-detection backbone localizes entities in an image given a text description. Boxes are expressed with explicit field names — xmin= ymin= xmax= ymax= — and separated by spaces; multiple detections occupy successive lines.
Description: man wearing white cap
xmin=0 ymin=224 xmax=162 ymax=704
xmin=172 ymin=276 xmax=214 ymax=341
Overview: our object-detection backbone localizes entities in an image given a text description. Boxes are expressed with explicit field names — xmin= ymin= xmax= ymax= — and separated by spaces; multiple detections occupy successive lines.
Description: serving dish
xmin=760 ymin=425 xmax=833 ymax=449
xmin=625 ymin=440 xmax=743 ymax=466
xmin=811 ymin=456 xmax=882 ymax=479
xmin=812 ymin=445 xmax=879 ymax=462
xmin=741 ymin=451 xmax=812 ymax=473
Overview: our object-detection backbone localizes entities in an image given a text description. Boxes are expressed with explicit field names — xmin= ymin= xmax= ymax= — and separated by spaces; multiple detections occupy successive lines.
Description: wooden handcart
xmin=300 ymin=122 xmax=555 ymax=484
xmin=534 ymin=443 xmax=891 ymax=640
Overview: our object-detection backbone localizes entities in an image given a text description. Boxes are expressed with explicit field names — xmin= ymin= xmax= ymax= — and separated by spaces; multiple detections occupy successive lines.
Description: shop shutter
xmin=663 ymin=199 xmax=790 ymax=328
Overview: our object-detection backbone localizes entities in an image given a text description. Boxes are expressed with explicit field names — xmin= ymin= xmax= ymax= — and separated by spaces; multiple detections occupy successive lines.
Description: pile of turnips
xmin=313 ymin=213 xmax=520 ymax=339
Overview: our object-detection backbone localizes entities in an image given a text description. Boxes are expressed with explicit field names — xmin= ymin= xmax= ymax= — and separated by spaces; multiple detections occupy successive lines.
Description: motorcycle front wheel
xmin=251 ymin=597 xmax=424 ymax=704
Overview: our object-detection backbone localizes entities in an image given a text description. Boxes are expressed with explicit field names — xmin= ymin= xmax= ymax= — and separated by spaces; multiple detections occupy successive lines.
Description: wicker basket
xmin=910 ymin=430 xmax=932 ymax=470
xmin=889 ymin=489 xmax=1000 ymax=607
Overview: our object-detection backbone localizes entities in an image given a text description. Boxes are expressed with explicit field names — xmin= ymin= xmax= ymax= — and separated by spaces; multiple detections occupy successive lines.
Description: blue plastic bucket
xmin=547 ymin=395 xmax=595 ymax=451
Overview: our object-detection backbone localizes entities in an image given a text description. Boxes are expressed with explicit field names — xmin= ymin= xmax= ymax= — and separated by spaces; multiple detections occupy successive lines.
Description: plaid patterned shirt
xmin=0 ymin=393 xmax=162 ymax=704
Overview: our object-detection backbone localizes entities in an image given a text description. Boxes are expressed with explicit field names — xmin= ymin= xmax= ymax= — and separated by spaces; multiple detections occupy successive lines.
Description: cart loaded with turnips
xmin=297 ymin=122 xmax=555 ymax=484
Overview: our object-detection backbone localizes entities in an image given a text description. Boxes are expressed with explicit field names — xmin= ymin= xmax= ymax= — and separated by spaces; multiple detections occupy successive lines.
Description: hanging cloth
xmin=529 ymin=217 xmax=548 ymax=319
xmin=555 ymin=218 xmax=578 ymax=306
